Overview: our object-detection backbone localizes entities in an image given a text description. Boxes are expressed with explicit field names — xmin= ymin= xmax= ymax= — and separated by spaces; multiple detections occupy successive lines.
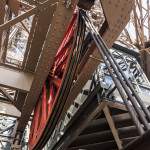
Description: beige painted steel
xmin=0 ymin=7 xmax=36 ymax=32
xmin=0 ymin=0 xmax=60 ymax=32
xmin=0 ymin=66 xmax=34 ymax=92
xmin=0 ymin=100 xmax=21 ymax=118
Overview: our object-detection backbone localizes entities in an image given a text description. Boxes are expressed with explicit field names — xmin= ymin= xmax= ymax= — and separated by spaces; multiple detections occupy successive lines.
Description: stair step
xmin=70 ymin=130 xmax=114 ymax=147
xmin=122 ymin=137 xmax=139 ymax=146
xmin=69 ymin=137 xmax=138 ymax=150
xmin=118 ymin=126 xmax=138 ymax=139
xmin=82 ymin=113 xmax=132 ymax=135
xmin=124 ymin=130 xmax=150 ymax=150
xmin=81 ymin=117 xmax=109 ymax=134
xmin=71 ymin=126 xmax=138 ymax=147
xmin=68 ymin=140 xmax=117 ymax=150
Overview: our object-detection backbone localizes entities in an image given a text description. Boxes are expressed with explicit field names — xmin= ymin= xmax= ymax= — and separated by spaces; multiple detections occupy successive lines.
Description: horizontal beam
xmin=20 ymin=1 xmax=34 ymax=9
xmin=0 ymin=0 xmax=57 ymax=31
xmin=0 ymin=86 xmax=14 ymax=103
xmin=0 ymin=100 xmax=21 ymax=118
xmin=0 ymin=66 xmax=34 ymax=92
xmin=0 ymin=7 xmax=36 ymax=31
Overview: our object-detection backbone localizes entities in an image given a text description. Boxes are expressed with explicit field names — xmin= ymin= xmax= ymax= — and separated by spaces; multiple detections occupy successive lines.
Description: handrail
xmin=80 ymin=10 xmax=150 ymax=135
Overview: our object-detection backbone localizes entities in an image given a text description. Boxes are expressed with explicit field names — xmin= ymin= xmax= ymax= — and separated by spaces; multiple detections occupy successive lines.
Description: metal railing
xmin=80 ymin=9 xmax=150 ymax=135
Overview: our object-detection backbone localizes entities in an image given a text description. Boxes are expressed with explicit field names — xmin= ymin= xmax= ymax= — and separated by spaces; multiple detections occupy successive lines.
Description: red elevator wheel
xmin=28 ymin=14 xmax=77 ymax=150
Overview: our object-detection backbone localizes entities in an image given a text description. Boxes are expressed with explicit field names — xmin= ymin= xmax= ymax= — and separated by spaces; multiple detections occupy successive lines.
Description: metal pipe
xmin=94 ymin=24 xmax=150 ymax=122
xmin=92 ymin=34 xmax=144 ymax=135
xmin=80 ymin=11 xmax=148 ymax=134
xmin=81 ymin=12 xmax=150 ymax=130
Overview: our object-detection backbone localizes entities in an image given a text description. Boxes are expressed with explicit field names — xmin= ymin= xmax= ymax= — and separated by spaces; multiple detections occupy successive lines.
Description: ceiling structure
xmin=0 ymin=0 xmax=150 ymax=150
xmin=119 ymin=0 xmax=150 ymax=80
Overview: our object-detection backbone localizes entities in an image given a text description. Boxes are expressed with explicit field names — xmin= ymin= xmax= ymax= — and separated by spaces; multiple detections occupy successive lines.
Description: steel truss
xmin=42 ymin=10 xmax=150 ymax=150
xmin=0 ymin=0 xmax=134 ymax=149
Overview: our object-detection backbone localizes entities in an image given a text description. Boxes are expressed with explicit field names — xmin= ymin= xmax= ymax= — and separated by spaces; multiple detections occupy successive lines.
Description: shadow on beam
xmin=124 ymin=130 xmax=150 ymax=150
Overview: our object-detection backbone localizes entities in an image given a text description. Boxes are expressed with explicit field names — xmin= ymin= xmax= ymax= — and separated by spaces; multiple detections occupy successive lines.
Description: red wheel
xmin=28 ymin=14 xmax=78 ymax=150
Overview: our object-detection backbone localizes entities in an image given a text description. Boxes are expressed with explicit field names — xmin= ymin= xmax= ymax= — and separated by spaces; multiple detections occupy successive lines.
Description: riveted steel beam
xmin=16 ymin=0 xmax=78 ymax=133
xmin=0 ymin=100 xmax=21 ymax=118
xmin=24 ymin=2 xmax=57 ymax=72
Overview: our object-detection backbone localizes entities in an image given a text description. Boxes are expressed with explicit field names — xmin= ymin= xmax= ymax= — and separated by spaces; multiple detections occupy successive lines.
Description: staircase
xmin=68 ymin=101 xmax=140 ymax=150
xmin=49 ymin=81 xmax=150 ymax=150
xmin=50 ymin=12 xmax=150 ymax=150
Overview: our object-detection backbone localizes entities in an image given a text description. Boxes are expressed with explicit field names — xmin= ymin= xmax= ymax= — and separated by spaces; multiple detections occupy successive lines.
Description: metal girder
xmin=0 ymin=1 xmax=56 ymax=32
xmin=16 ymin=0 xmax=78 ymax=133
xmin=59 ymin=0 xmax=134 ymax=123
xmin=14 ymin=92 xmax=27 ymax=111
xmin=24 ymin=1 xmax=57 ymax=72
xmin=0 ymin=87 xmax=14 ymax=103
xmin=19 ymin=1 xmax=33 ymax=10
xmin=0 ymin=66 xmax=34 ymax=92
xmin=124 ymin=130 xmax=150 ymax=150
xmin=141 ymin=49 xmax=150 ymax=80
xmin=0 ymin=0 xmax=6 ymax=59
xmin=78 ymin=0 xmax=95 ymax=10
xmin=1 ymin=8 xmax=12 ymax=63
xmin=7 ymin=0 xmax=20 ymax=15
xmin=51 ymin=98 xmax=132 ymax=150
xmin=8 ymin=0 xmax=134 ymax=147
xmin=0 ymin=100 xmax=21 ymax=118
xmin=0 ymin=7 xmax=36 ymax=32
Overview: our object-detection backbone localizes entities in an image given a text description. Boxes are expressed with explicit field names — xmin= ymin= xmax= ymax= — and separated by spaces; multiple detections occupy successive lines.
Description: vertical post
xmin=0 ymin=0 xmax=6 ymax=60
xmin=1 ymin=8 xmax=12 ymax=63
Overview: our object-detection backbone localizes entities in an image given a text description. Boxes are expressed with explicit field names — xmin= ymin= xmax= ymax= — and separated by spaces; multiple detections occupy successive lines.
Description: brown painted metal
xmin=0 ymin=66 xmax=34 ymax=92
xmin=52 ymin=99 xmax=136 ymax=150
xmin=124 ymin=130 xmax=150 ymax=150
xmin=141 ymin=49 xmax=150 ymax=80
xmin=0 ymin=8 xmax=36 ymax=31
xmin=22 ymin=15 xmax=38 ymax=69
xmin=0 ymin=0 xmax=6 ymax=60
xmin=0 ymin=0 xmax=134 ymax=147
xmin=1 ymin=8 xmax=12 ymax=64
xmin=24 ymin=2 xmax=57 ymax=72
xmin=0 ymin=86 xmax=14 ymax=103
xmin=0 ymin=100 xmax=21 ymax=118
xmin=16 ymin=1 xmax=78 ymax=132
xmin=59 ymin=0 xmax=134 ymax=125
